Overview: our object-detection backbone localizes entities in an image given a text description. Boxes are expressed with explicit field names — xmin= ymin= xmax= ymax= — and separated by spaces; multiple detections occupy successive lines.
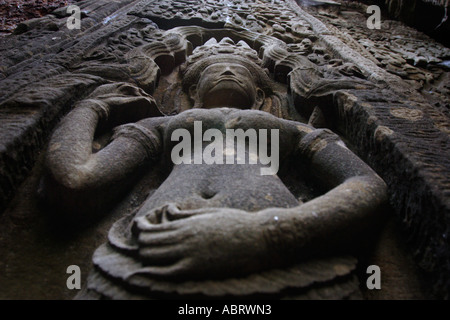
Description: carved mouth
xmin=203 ymin=82 xmax=253 ymax=109
xmin=209 ymin=78 xmax=249 ymax=96
xmin=214 ymin=76 xmax=244 ymax=86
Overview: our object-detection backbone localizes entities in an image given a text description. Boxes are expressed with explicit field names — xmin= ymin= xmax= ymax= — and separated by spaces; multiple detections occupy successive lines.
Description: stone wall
xmin=384 ymin=0 xmax=449 ymax=46
xmin=0 ymin=0 xmax=448 ymax=299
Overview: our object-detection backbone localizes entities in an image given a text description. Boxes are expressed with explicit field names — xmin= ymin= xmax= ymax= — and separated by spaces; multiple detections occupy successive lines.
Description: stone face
xmin=0 ymin=0 xmax=448 ymax=299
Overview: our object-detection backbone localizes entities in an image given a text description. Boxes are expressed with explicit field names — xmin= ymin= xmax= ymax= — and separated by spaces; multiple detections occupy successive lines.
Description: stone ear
xmin=189 ymin=84 xmax=203 ymax=108
xmin=255 ymin=88 xmax=265 ymax=109
xmin=189 ymin=84 xmax=198 ymax=102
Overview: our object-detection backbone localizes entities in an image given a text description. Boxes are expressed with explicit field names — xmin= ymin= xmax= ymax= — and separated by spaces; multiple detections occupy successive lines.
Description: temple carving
xmin=0 ymin=0 xmax=449 ymax=300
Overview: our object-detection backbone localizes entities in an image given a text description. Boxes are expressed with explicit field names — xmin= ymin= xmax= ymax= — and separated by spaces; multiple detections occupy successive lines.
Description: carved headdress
xmin=181 ymin=37 xmax=290 ymax=118
xmin=181 ymin=37 xmax=274 ymax=94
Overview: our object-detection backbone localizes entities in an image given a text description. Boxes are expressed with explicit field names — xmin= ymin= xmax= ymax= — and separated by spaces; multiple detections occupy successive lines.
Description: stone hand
xmin=132 ymin=204 xmax=284 ymax=280
xmin=102 ymin=95 xmax=157 ymax=127
xmin=79 ymin=83 xmax=159 ymax=128
xmin=137 ymin=203 xmax=213 ymax=225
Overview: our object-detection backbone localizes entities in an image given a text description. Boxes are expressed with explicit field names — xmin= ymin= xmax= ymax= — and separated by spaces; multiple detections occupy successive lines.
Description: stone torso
xmin=135 ymin=108 xmax=304 ymax=214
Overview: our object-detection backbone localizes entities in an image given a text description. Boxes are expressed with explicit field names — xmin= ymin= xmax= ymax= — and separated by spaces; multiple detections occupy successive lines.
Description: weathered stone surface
xmin=79 ymin=243 xmax=360 ymax=299
xmin=294 ymin=0 xmax=450 ymax=298
xmin=0 ymin=0 xmax=448 ymax=299
xmin=39 ymin=31 xmax=388 ymax=298
xmin=0 ymin=0 xmax=74 ymax=35
xmin=384 ymin=0 xmax=449 ymax=47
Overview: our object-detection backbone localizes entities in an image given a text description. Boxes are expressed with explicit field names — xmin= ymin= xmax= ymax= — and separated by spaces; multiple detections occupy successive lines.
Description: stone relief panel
xmin=305 ymin=1 xmax=450 ymax=114
xmin=37 ymin=29 xmax=387 ymax=299
xmin=0 ymin=0 xmax=448 ymax=299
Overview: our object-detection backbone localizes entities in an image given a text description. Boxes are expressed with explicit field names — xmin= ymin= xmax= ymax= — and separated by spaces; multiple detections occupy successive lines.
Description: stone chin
xmin=201 ymin=80 xmax=255 ymax=109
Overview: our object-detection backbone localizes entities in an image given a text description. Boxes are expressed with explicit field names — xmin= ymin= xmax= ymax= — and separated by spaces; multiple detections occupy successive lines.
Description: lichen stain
xmin=390 ymin=108 xmax=423 ymax=121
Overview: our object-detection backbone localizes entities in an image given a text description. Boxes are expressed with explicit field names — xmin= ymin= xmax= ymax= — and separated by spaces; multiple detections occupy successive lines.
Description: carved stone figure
xmin=41 ymin=35 xmax=387 ymax=299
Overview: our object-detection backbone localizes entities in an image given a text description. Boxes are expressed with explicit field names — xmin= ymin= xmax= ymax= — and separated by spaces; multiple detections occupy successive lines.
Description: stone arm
xmin=42 ymin=83 xmax=164 ymax=218
xmin=131 ymin=126 xmax=388 ymax=280
xmin=258 ymin=127 xmax=388 ymax=261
